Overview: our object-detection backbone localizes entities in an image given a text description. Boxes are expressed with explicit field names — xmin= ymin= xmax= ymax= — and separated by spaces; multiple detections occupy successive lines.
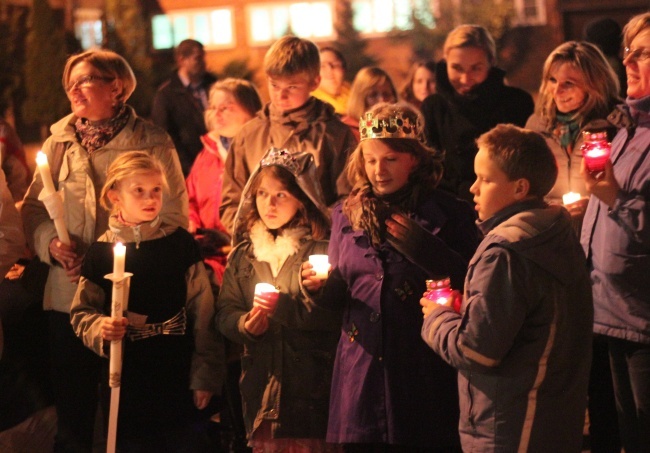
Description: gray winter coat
xmin=422 ymin=200 xmax=593 ymax=452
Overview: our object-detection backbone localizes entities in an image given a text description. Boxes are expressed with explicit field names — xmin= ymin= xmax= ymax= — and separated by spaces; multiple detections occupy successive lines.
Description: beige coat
xmin=21 ymin=107 xmax=188 ymax=313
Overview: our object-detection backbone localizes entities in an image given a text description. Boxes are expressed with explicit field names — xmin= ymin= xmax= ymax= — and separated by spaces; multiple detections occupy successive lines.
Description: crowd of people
xmin=0 ymin=10 xmax=649 ymax=453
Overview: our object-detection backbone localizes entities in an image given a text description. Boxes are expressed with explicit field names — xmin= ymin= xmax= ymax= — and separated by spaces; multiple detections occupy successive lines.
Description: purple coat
xmin=321 ymin=191 xmax=479 ymax=448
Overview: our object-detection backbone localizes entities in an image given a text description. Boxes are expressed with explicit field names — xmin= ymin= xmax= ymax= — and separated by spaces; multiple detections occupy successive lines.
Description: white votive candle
xmin=562 ymin=191 xmax=581 ymax=206
xmin=309 ymin=254 xmax=329 ymax=280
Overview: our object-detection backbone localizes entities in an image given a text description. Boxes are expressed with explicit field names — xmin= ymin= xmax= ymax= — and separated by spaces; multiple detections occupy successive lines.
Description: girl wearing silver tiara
xmin=308 ymin=102 xmax=480 ymax=451
xmin=217 ymin=148 xmax=342 ymax=452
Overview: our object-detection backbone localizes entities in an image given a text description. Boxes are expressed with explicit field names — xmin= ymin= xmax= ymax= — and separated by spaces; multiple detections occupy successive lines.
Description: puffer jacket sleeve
xmin=152 ymin=134 xmax=189 ymax=230
xmin=21 ymin=136 xmax=60 ymax=262
xmin=219 ymin=135 xmax=248 ymax=235
xmin=0 ymin=167 xmax=25 ymax=281
xmin=70 ymin=276 xmax=109 ymax=357
xmin=421 ymin=244 xmax=528 ymax=372
xmin=216 ymin=245 xmax=261 ymax=344
xmin=186 ymin=261 xmax=225 ymax=394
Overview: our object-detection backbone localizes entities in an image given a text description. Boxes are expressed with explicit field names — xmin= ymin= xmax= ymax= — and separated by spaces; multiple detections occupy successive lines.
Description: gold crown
xmin=359 ymin=111 xmax=423 ymax=142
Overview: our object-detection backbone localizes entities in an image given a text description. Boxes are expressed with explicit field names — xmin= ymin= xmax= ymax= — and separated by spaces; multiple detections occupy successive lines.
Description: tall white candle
xmin=35 ymin=151 xmax=56 ymax=195
xmin=36 ymin=150 xmax=71 ymax=246
xmin=113 ymin=243 xmax=125 ymax=280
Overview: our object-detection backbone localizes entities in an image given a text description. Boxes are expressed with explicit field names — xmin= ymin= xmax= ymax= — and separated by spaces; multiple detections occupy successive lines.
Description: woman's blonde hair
xmin=623 ymin=12 xmax=650 ymax=48
xmin=63 ymin=49 xmax=137 ymax=104
xmin=100 ymin=151 xmax=167 ymax=213
xmin=347 ymin=67 xmax=397 ymax=120
xmin=204 ymin=78 xmax=262 ymax=133
xmin=443 ymin=24 xmax=496 ymax=66
xmin=346 ymin=102 xmax=443 ymax=189
xmin=536 ymin=41 xmax=621 ymax=126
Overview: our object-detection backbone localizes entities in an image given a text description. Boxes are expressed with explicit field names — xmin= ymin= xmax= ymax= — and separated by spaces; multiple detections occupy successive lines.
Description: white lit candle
xmin=309 ymin=254 xmax=329 ymax=279
xmin=562 ymin=192 xmax=581 ymax=206
xmin=36 ymin=151 xmax=56 ymax=195
xmin=254 ymin=283 xmax=280 ymax=313
xmin=113 ymin=242 xmax=125 ymax=280
xmin=36 ymin=151 xmax=71 ymax=246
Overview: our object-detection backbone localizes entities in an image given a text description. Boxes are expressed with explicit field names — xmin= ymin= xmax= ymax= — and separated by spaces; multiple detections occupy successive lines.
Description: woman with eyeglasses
xmin=21 ymin=49 xmax=189 ymax=452
xmin=581 ymin=12 xmax=650 ymax=453
xmin=312 ymin=47 xmax=350 ymax=116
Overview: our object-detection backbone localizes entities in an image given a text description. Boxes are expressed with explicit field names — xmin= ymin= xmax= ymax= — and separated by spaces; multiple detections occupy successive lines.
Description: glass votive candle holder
xmin=254 ymin=283 xmax=280 ymax=312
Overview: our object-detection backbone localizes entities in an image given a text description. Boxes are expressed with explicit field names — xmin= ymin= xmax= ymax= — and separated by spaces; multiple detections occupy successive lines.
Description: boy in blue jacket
xmin=421 ymin=124 xmax=593 ymax=452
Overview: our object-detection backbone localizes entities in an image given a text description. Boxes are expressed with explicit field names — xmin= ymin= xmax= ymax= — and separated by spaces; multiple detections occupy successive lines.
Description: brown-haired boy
xmin=420 ymin=124 xmax=593 ymax=452
xmin=220 ymin=36 xmax=358 ymax=233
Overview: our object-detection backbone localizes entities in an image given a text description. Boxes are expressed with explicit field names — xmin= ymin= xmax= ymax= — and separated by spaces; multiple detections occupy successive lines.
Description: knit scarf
xmin=553 ymin=112 xmax=581 ymax=151
xmin=75 ymin=104 xmax=130 ymax=154
xmin=343 ymin=182 xmax=421 ymax=249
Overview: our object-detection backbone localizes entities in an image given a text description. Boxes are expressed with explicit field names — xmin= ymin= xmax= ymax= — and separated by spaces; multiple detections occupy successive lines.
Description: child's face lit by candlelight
xmin=363 ymin=140 xmax=418 ymax=196
xmin=109 ymin=171 xmax=164 ymax=225
xmin=255 ymin=174 xmax=302 ymax=230
xmin=470 ymin=147 xmax=527 ymax=221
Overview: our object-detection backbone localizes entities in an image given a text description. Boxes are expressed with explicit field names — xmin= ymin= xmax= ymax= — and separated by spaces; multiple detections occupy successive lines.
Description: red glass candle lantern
xmin=426 ymin=277 xmax=453 ymax=304
xmin=581 ymin=131 xmax=611 ymax=173
xmin=425 ymin=277 xmax=462 ymax=312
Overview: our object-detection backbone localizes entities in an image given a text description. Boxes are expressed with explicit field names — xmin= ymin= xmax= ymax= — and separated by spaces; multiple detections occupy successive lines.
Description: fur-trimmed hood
xmin=249 ymin=220 xmax=309 ymax=277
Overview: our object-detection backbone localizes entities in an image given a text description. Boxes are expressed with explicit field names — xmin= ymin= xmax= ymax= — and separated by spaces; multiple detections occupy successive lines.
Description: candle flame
xmin=36 ymin=151 xmax=48 ymax=166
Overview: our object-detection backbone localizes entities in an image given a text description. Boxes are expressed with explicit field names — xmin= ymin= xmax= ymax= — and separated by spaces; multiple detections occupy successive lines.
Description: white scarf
xmin=249 ymin=221 xmax=308 ymax=277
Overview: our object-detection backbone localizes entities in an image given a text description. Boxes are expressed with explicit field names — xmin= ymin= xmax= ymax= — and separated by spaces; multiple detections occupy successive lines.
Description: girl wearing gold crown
xmin=307 ymin=102 xmax=480 ymax=451
xmin=217 ymin=147 xmax=343 ymax=452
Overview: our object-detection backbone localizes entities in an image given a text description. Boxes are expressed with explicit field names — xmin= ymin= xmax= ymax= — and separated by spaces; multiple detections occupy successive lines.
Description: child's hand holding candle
xmin=253 ymin=283 xmax=280 ymax=314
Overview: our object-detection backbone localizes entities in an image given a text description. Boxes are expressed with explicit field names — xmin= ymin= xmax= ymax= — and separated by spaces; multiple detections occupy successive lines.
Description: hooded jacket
xmin=581 ymin=97 xmax=650 ymax=344
xmin=217 ymin=147 xmax=341 ymax=440
xmin=21 ymin=106 xmax=188 ymax=313
xmin=422 ymin=200 xmax=593 ymax=452
xmin=220 ymin=97 xmax=357 ymax=233
xmin=421 ymin=62 xmax=534 ymax=200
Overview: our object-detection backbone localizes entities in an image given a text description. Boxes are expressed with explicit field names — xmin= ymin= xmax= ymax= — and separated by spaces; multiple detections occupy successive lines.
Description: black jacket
xmin=151 ymin=72 xmax=217 ymax=176
xmin=421 ymin=61 xmax=533 ymax=200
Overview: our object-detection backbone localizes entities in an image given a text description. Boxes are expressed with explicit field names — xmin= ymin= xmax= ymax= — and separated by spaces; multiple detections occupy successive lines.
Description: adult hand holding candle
xmin=36 ymin=151 xmax=71 ymax=246
xmin=254 ymin=283 xmax=280 ymax=314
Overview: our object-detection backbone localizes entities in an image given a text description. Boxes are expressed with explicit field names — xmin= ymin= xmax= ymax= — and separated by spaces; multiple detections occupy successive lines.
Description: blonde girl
xmin=71 ymin=151 xmax=223 ymax=452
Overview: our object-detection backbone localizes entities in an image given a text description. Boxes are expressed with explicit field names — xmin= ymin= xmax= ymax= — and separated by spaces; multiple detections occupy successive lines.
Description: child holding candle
xmin=70 ymin=151 xmax=224 ymax=452
xmin=216 ymin=147 xmax=342 ymax=452
xmin=311 ymin=102 xmax=479 ymax=451
xmin=421 ymin=124 xmax=593 ymax=452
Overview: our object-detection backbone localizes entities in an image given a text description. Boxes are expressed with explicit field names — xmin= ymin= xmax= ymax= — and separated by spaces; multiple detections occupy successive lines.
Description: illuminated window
xmin=247 ymin=2 xmax=334 ymax=45
xmin=151 ymin=8 xmax=234 ymax=50
xmin=352 ymin=0 xmax=434 ymax=34
xmin=74 ymin=8 xmax=103 ymax=50
xmin=513 ymin=0 xmax=546 ymax=25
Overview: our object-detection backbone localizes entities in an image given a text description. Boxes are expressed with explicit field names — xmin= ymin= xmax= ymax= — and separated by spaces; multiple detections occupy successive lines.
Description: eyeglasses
xmin=623 ymin=47 xmax=650 ymax=63
xmin=66 ymin=75 xmax=114 ymax=92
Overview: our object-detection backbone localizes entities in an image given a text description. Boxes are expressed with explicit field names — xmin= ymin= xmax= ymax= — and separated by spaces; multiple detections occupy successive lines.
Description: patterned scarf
xmin=75 ymin=104 xmax=130 ymax=154
xmin=343 ymin=182 xmax=421 ymax=249
xmin=553 ymin=112 xmax=581 ymax=152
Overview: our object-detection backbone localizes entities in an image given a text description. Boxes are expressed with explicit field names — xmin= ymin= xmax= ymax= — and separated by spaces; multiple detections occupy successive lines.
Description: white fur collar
xmin=249 ymin=221 xmax=308 ymax=277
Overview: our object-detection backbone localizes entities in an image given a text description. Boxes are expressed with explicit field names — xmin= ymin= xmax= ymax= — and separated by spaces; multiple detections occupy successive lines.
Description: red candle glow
xmin=581 ymin=131 xmax=611 ymax=173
